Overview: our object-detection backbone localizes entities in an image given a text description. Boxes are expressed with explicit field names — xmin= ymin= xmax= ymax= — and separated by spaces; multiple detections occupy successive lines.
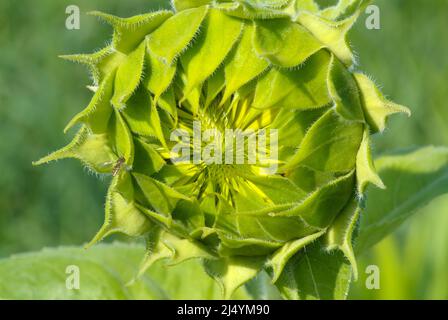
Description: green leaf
xmin=221 ymin=23 xmax=269 ymax=104
xmin=215 ymin=172 xmax=354 ymax=257
xmin=176 ymin=73 xmax=203 ymax=114
xmin=149 ymin=97 xmax=169 ymax=148
xmin=144 ymin=49 xmax=177 ymax=102
xmin=111 ymin=42 xmax=146 ymax=109
xmin=88 ymin=172 xmax=152 ymax=247
xmin=109 ymin=109 xmax=134 ymax=166
xmin=59 ymin=46 xmax=126 ymax=85
xmin=163 ymin=234 xmax=216 ymax=266
xmin=33 ymin=126 xmax=118 ymax=174
xmin=354 ymin=73 xmax=411 ymax=133
xmin=215 ymin=209 xmax=320 ymax=256
xmin=64 ymin=72 xmax=115 ymax=134
xmin=280 ymin=110 xmax=363 ymax=173
xmin=244 ymin=174 xmax=307 ymax=205
xmin=214 ymin=1 xmax=290 ymax=20
xmin=356 ymin=129 xmax=385 ymax=195
xmin=180 ymin=8 xmax=243 ymax=97
xmin=137 ymin=230 xmax=216 ymax=278
xmin=133 ymin=173 xmax=190 ymax=217
xmin=287 ymin=167 xmax=336 ymax=194
xmin=172 ymin=197 xmax=207 ymax=234
xmin=253 ymin=50 xmax=331 ymax=110
xmin=147 ymin=6 xmax=208 ymax=65
xmin=254 ymin=18 xmax=323 ymax=68
xmin=157 ymin=87 xmax=178 ymax=124
xmin=328 ymin=54 xmax=364 ymax=121
xmin=271 ymin=108 xmax=327 ymax=161
xmin=0 ymin=243 xmax=250 ymax=300
xmin=133 ymin=139 xmax=166 ymax=176
xmin=173 ymin=0 xmax=212 ymax=12
xmin=296 ymin=11 xmax=357 ymax=65
xmin=275 ymin=241 xmax=352 ymax=300
xmin=137 ymin=227 xmax=174 ymax=277
xmin=321 ymin=0 xmax=371 ymax=21
xmin=0 ymin=244 xmax=162 ymax=300
xmin=245 ymin=0 xmax=292 ymax=8
xmin=282 ymin=171 xmax=355 ymax=229
xmin=89 ymin=11 xmax=173 ymax=53
xmin=268 ymin=230 xmax=325 ymax=283
xmin=204 ymin=256 xmax=265 ymax=299
xmin=205 ymin=65 xmax=226 ymax=107
xmin=324 ymin=198 xmax=360 ymax=279
xmin=356 ymin=146 xmax=448 ymax=253
xmin=244 ymin=271 xmax=283 ymax=300
xmin=290 ymin=0 xmax=319 ymax=15
xmin=120 ymin=87 xmax=154 ymax=137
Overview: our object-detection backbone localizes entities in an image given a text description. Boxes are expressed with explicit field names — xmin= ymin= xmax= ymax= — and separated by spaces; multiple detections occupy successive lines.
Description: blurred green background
xmin=0 ymin=0 xmax=446 ymax=299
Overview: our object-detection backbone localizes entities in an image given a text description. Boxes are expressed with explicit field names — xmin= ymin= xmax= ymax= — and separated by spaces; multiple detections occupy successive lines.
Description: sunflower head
xmin=35 ymin=0 xmax=409 ymax=298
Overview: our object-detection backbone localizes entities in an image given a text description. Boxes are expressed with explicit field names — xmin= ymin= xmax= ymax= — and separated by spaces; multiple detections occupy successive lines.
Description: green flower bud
xmin=34 ymin=0 xmax=410 ymax=299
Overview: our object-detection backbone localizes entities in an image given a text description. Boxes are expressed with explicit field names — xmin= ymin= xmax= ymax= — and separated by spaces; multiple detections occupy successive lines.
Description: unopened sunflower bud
xmin=34 ymin=0 xmax=409 ymax=299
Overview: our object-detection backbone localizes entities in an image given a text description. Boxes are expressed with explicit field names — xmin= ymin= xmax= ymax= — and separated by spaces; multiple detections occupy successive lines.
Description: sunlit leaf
xmin=357 ymin=146 xmax=448 ymax=253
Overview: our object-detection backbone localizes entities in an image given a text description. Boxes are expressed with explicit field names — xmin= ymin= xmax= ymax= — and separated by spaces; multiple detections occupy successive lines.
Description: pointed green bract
xmin=180 ymin=8 xmax=243 ymax=97
xmin=163 ymin=234 xmax=217 ymax=265
xmin=215 ymin=211 xmax=320 ymax=253
xmin=254 ymin=18 xmax=323 ymax=68
xmin=137 ymin=228 xmax=175 ymax=278
xmin=356 ymin=129 xmax=385 ymax=195
xmin=244 ymin=174 xmax=307 ymax=204
xmin=222 ymin=23 xmax=269 ymax=104
xmin=110 ymin=109 xmax=134 ymax=166
xmin=89 ymin=10 xmax=173 ymax=53
xmin=205 ymin=66 xmax=226 ymax=107
xmin=268 ymin=230 xmax=325 ymax=283
xmin=321 ymin=0 xmax=372 ymax=21
xmin=215 ymin=1 xmax=290 ymax=19
xmin=271 ymin=107 xmax=327 ymax=159
xmin=204 ymin=256 xmax=265 ymax=299
xmin=121 ymin=87 xmax=154 ymax=137
xmin=33 ymin=127 xmax=118 ymax=174
xmin=355 ymin=73 xmax=411 ymax=133
xmin=88 ymin=172 xmax=152 ymax=247
xmin=296 ymin=11 xmax=357 ymax=65
xmin=325 ymin=198 xmax=360 ymax=280
xmin=148 ymin=6 xmax=208 ymax=65
xmin=173 ymin=0 xmax=212 ymax=12
xmin=149 ymin=98 xmax=169 ymax=148
xmin=275 ymin=241 xmax=352 ymax=300
xmin=247 ymin=0 xmax=292 ymax=8
xmin=281 ymin=110 xmax=363 ymax=173
xmin=64 ymin=72 xmax=115 ymax=133
xmin=253 ymin=50 xmax=331 ymax=110
xmin=328 ymin=54 xmax=364 ymax=121
xmin=111 ymin=42 xmax=146 ymax=109
xmin=283 ymin=171 xmax=355 ymax=228
xmin=133 ymin=139 xmax=166 ymax=176
xmin=59 ymin=46 xmax=126 ymax=85
xmin=291 ymin=0 xmax=319 ymax=14
xmin=144 ymin=49 xmax=177 ymax=102
xmin=133 ymin=173 xmax=190 ymax=217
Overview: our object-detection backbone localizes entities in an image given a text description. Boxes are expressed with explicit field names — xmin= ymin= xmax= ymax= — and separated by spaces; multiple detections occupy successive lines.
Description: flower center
xmin=168 ymin=91 xmax=279 ymax=204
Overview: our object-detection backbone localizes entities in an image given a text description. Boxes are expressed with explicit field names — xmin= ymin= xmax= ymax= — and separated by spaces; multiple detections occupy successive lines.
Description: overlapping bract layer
xmin=35 ymin=0 xmax=409 ymax=298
